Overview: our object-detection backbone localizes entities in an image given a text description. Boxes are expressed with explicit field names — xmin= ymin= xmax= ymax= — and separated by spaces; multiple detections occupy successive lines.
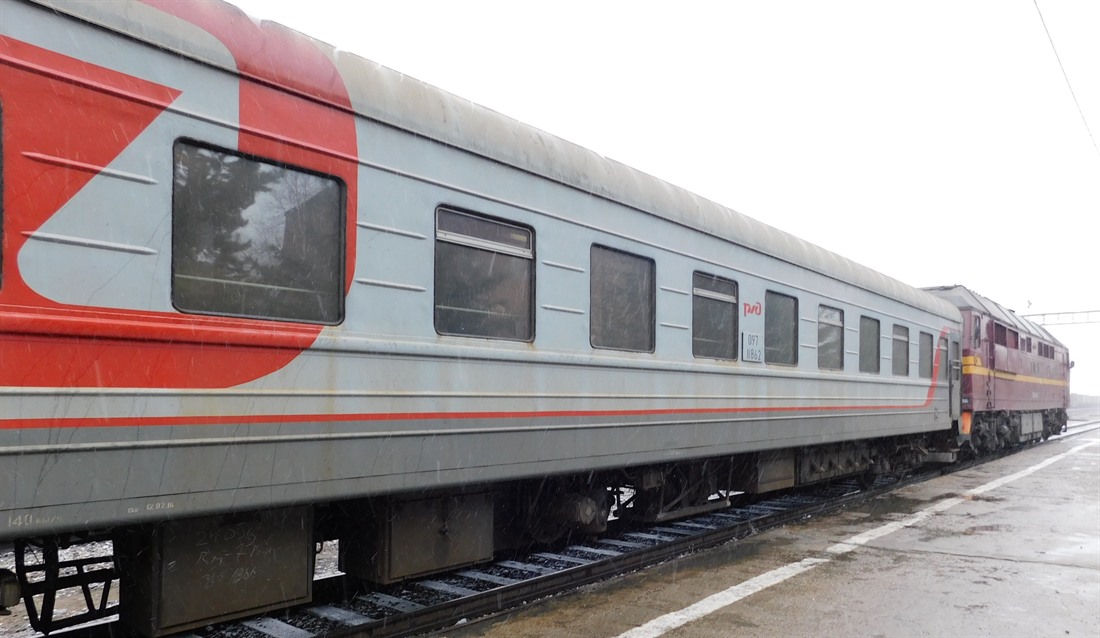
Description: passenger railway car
xmin=0 ymin=0 xmax=1049 ymax=634
xmin=924 ymin=285 xmax=1070 ymax=449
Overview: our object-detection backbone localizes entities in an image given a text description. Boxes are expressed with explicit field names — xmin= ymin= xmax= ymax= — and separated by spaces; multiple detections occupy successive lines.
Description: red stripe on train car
xmin=0 ymin=399 xmax=940 ymax=430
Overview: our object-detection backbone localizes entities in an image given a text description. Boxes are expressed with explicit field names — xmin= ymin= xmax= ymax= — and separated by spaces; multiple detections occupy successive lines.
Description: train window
xmin=435 ymin=208 xmax=534 ymax=341
xmin=1007 ymin=329 xmax=1019 ymax=349
xmin=692 ymin=272 xmax=738 ymax=360
xmin=994 ymin=323 xmax=1007 ymax=346
xmin=972 ymin=316 xmax=981 ymax=346
xmin=939 ymin=337 xmax=949 ymax=380
xmin=172 ymin=141 xmax=344 ymax=324
xmin=919 ymin=332 xmax=933 ymax=378
xmin=591 ymin=245 xmax=654 ymax=352
xmin=859 ymin=316 xmax=880 ymax=373
xmin=765 ymin=291 xmax=798 ymax=365
xmin=817 ymin=305 xmax=844 ymax=370
xmin=892 ymin=325 xmax=910 ymax=376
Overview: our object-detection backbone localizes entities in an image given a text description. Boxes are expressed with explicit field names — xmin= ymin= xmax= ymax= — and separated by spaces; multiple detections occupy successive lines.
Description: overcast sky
xmin=228 ymin=0 xmax=1100 ymax=395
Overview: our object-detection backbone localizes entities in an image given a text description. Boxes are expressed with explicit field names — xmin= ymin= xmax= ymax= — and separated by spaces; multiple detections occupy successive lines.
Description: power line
xmin=1033 ymin=0 xmax=1100 ymax=160
xmin=1021 ymin=310 xmax=1100 ymax=326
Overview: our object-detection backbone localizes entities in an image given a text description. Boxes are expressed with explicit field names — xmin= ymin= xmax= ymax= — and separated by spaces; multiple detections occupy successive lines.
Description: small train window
xmin=817 ymin=305 xmax=844 ymax=370
xmin=692 ymin=272 xmax=738 ymax=360
xmin=435 ymin=208 xmax=534 ymax=341
xmin=859 ymin=316 xmax=880 ymax=373
xmin=172 ymin=141 xmax=344 ymax=324
xmin=919 ymin=332 xmax=933 ymax=378
xmin=939 ymin=337 xmax=949 ymax=380
xmin=590 ymin=245 xmax=654 ymax=352
xmin=765 ymin=291 xmax=798 ymax=365
xmin=892 ymin=325 xmax=910 ymax=376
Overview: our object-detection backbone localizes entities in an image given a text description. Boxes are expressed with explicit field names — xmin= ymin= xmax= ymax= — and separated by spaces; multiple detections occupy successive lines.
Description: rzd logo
xmin=743 ymin=302 xmax=762 ymax=316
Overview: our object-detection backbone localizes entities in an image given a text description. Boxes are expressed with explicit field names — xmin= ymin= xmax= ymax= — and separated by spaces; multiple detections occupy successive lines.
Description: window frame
xmin=892 ymin=325 xmax=910 ymax=376
xmin=817 ymin=304 xmax=844 ymax=370
xmin=171 ymin=139 xmax=346 ymax=325
xmin=691 ymin=272 xmax=739 ymax=361
xmin=859 ymin=315 xmax=881 ymax=373
xmin=433 ymin=207 xmax=535 ymax=342
xmin=918 ymin=331 xmax=933 ymax=378
xmin=764 ymin=290 xmax=799 ymax=366
xmin=590 ymin=244 xmax=656 ymax=353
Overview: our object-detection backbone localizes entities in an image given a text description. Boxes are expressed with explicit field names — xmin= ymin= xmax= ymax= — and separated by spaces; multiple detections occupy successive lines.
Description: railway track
xmin=13 ymin=421 xmax=1097 ymax=638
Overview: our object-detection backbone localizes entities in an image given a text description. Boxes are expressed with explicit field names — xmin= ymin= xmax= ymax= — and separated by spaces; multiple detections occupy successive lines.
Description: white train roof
xmin=36 ymin=0 xmax=960 ymax=321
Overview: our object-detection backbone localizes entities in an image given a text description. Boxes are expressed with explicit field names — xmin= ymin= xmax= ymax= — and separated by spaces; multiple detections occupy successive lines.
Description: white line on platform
xmin=616 ymin=439 xmax=1100 ymax=638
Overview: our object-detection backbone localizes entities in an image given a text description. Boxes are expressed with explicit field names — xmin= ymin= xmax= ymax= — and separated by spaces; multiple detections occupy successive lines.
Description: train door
xmin=949 ymin=338 xmax=961 ymax=419
xmin=984 ymin=318 xmax=995 ymax=410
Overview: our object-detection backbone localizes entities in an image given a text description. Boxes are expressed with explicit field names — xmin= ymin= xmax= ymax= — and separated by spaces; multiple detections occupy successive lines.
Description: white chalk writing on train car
xmin=145 ymin=501 xmax=176 ymax=511
xmin=7 ymin=512 xmax=63 ymax=528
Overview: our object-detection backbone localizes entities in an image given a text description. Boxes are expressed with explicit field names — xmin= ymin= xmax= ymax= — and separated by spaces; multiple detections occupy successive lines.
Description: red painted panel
xmin=1 ymin=1 xmax=359 ymax=389
xmin=0 ymin=35 xmax=180 ymax=306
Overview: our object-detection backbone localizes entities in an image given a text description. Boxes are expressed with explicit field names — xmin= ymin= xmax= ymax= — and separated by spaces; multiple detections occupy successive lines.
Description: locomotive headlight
xmin=0 ymin=569 xmax=20 ymax=615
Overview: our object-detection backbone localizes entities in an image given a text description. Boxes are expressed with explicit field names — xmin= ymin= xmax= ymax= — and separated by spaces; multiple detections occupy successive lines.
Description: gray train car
xmin=0 ymin=0 xmax=962 ymax=633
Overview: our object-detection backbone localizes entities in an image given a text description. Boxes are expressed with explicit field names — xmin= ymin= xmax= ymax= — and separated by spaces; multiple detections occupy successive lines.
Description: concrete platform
xmin=447 ymin=427 xmax=1100 ymax=637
